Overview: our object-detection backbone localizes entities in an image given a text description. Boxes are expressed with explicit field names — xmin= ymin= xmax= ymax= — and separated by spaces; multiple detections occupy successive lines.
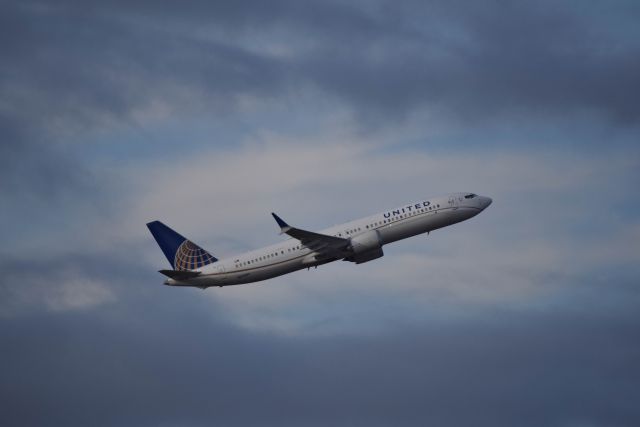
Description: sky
xmin=1 ymin=0 xmax=639 ymax=426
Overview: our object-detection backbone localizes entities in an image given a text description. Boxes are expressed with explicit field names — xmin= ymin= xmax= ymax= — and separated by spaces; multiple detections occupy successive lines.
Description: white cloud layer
xmin=0 ymin=269 xmax=116 ymax=317
xmin=84 ymin=130 xmax=640 ymax=334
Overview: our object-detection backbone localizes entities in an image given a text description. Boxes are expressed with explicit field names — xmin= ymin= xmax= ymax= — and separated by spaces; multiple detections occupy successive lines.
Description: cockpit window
xmin=464 ymin=194 xmax=477 ymax=199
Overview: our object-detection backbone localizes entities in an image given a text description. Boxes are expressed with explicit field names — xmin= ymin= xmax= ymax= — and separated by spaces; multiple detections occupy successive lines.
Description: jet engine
xmin=347 ymin=229 xmax=384 ymax=264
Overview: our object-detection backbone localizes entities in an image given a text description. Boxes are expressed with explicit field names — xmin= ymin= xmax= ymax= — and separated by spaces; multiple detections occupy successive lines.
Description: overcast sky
xmin=1 ymin=1 xmax=640 ymax=426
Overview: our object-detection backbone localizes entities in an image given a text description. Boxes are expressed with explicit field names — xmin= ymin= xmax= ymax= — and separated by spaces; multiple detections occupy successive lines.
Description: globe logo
xmin=174 ymin=240 xmax=216 ymax=271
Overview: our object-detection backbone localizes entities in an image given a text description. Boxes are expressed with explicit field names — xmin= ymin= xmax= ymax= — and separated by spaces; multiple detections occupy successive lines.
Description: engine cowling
xmin=347 ymin=230 xmax=384 ymax=264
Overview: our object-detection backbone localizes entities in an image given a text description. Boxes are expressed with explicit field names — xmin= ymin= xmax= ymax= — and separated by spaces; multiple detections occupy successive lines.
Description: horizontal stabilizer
xmin=158 ymin=269 xmax=202 ymax=280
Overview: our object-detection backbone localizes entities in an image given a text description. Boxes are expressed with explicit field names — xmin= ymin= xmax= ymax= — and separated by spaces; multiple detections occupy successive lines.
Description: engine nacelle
xmin=347 ymin=230 xmax=384 ymax=264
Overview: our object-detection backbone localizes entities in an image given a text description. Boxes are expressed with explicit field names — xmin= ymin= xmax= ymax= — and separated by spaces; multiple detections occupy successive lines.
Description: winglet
xmin=271 ymin=212 xmax=291 ymax=234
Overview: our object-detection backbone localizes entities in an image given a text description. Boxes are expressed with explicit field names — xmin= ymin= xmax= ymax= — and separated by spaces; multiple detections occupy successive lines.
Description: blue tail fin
xmin=146 ymin=221 xmax=218 ymax=271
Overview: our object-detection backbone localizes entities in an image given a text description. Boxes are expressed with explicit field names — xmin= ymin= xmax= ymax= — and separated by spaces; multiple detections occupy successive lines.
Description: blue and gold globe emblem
xmin=174 ymin=240 xmax=216 ymax=271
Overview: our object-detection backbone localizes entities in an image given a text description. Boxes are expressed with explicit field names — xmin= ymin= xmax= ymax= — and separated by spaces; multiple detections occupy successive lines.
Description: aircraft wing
xmin=271 ymin=213 xmax=349 ymax=257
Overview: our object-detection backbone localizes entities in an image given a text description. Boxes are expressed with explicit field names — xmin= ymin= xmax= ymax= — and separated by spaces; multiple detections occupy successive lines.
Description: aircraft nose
xmin=481 ymin=196 xmax=492 ymax=209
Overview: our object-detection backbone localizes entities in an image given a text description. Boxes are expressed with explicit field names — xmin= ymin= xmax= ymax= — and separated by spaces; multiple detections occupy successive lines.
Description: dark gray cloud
xmin=2 ymin=0 xmax=638 ymax=194
xmin=295 ymin=0 xmax=640 ymax=124
xmin=1 ymin=254 xmax=639 ymax=427
xmin=2 ymin=2 xmax=640 ymax=426
xmin=3 ymin=0 xmax=639 ymax=134
xmin=1 ymin=263 xmax=639 ymax=426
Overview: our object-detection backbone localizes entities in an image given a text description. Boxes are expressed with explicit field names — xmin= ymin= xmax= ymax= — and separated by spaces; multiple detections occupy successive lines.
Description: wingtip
xmin=271 ymin=212 xmax=291 ymax=234
xmin=271 ymin=212 xmax=288 ymax=228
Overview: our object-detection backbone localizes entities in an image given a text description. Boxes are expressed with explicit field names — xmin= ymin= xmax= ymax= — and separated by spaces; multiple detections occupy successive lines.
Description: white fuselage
xmin=167 ymin=192 xmax=492 ymax=288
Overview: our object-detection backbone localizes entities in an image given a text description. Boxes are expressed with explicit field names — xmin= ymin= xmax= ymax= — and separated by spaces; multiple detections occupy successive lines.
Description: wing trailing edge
xmin=271 ymin=212 xmax=350 ymax=257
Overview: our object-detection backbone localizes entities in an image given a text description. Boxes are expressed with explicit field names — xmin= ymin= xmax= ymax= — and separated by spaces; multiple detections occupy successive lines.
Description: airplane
xmin=147 ymin=192 xmax=492 ymax=288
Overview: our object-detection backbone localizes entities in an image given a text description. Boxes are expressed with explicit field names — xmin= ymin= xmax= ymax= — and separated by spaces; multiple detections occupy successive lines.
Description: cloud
xmin=3 ymin=0 xmax=640 ymax=141
xmin=0 ymin=259 xmax=117 ymax=317
xmin=119 ymin=130 xmax=636 ymax=233
xmin=1 ymin=279 xmax=638 ymax=427
xmin=1 ymin=1 xmax=639 ymax=426
xmin=3 ymin=125 xmax=638 ymax=332
xmin=90 ymin=133 xmax=637 ymax=334
xmin=44 ymin=277 xmax=116 ymax=312
xmin=2 ymin=0 xmax=638 ymax=227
